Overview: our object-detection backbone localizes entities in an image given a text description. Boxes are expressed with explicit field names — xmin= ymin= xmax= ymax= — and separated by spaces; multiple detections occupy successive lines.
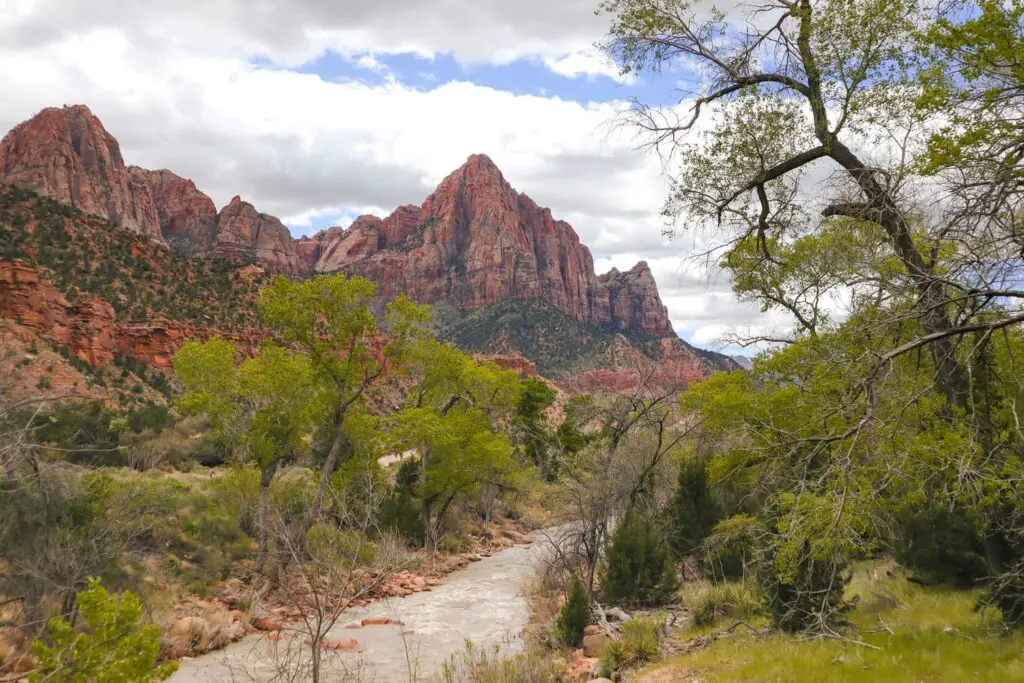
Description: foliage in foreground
xmin=598 ymin=617 xmax=662 ymax=677
xmin=439 ymin=641 xmax=564 ymax=683
xmin=30 ymin=578 xmax=178 ymax=683
xmin=649 ymin=562 xmax=1024 ymax=683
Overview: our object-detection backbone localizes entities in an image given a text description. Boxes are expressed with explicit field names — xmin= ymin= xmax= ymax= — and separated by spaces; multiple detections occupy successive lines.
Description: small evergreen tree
xmin=30 ymin=578 xmax=178 ymax=682
xmin=556 ymin=575 xmax=591 ymax=647
xmin=601 ymin=512 xmax=681 ymax=607
xmin=667 ymin=454 xmax=720 ymax=559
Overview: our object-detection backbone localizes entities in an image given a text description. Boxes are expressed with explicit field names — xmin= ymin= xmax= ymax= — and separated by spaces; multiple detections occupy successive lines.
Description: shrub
xmin=598 ymin=617 xmax=661 ymax=676
xmin=702 ymin=514 xmax=765 ymax=582
xmin=379 ymin=491 xmax=425 ymax=547
xmin=556 ymin=576 xmax=591 ymax=647
xmin=758 ymin=538 xmax=852 ymax=633
xmin=440 ymin=641 xmax=563 ymax=683
xmin=689 ymin=582 xmax=762 ymax=628
xmin=30 ymin=578 xmax=178 ymax=682
xmin=306 ymin=525 xmax=377 ymax=567
xmin=601 ymin=512 xmax=681 ymax=607
xmin=667 ymin=454 xmax=720 ymax=558
xmin=893 ymin=502 xmax=988 ymax=587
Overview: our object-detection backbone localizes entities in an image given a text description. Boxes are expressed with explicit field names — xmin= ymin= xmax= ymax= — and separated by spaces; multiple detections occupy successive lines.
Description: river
xmin=170 ymin=531 xmax=552 ymax=683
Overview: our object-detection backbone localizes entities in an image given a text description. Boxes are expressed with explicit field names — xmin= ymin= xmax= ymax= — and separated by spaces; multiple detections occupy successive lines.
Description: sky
xmin=0 ymin=0 xmax=795 ymax=355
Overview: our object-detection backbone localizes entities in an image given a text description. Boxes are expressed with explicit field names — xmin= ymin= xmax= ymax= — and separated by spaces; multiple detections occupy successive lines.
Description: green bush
xmin=601 ymin=512 xmax=681 ymax=607
xmin=758 ymin=539 xmax=852 ymax=633
xmin=598 ymin=617 xmax=661 ymax=676
xmin=702 ymin=514 xmax=765 ymax=582
xmin=893 ymin=503 xmax=989 ymax=587
xmin=556 ymin=575 xmax=591 ymax=647
xmin=689 ymin=582 xmax=762 ymax=628
xmin=30 ymin=578 xmax=178 ymax=682
xmin=379 ymin=491 xmax=425 ymax=547
xmin=306 ymin=524 xmax=377 ymax=567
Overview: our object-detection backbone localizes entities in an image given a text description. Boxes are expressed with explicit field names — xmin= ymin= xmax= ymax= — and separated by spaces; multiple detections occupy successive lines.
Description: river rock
xmin=361 ymin=617 xmax=404 ymax=626
xmin=582 ymin=633 xmax=609 ymax=658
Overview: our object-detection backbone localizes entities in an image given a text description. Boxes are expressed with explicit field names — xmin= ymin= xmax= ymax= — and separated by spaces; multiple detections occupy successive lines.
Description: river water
xmin=170 ymin=532 xmax=551 ymax=683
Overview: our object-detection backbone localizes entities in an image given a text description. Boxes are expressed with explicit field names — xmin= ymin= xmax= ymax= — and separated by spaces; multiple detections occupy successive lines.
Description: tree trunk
xmin=256 ymin=459 xmax=280 ymax=575
xmin=300 ymin=427 xmax=352 ymax=538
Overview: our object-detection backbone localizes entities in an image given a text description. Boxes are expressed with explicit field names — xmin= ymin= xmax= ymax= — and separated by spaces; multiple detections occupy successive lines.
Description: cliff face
xmin=0 ymin=259 xmax=261 ymax=369
xmin=0 ymin=105 xmax=163 ymax=241
xmin=310 ymin=155 xmax=675 ymax=337
xmin=213 ymin=196 xmax=304 ymax=276
xmin=0 ymin=106 xmax=678 ymax=341
xmin=130 ymin=167 xmax=218 ymax=257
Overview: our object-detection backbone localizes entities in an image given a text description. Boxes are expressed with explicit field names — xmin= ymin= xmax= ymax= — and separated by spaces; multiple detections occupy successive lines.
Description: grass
xmin=643 ymin=560 xmax=1024 ymax=682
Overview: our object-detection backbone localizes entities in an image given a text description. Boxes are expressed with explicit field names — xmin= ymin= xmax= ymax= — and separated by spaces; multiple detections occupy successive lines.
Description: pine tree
xmin=602 ymin=512 xmax=681 ymax=607
xmin=556 ymin=575 xmax=591 ymax=647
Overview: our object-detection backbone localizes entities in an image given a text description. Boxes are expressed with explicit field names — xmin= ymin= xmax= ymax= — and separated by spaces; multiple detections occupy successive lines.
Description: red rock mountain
xmin=0 ymin=105 xmax=162 ymax=240
xmin=0 ymin=105 xmax=675 ymax=338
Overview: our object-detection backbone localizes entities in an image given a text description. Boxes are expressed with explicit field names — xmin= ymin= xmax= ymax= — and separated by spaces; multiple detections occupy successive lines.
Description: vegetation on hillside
xmin=0 ymin=185 xmax=263 ymax=328
xmin=441 ymin=296 xmax=732 ymax=377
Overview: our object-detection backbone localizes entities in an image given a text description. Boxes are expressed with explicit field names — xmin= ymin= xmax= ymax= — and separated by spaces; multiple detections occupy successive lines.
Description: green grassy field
xmin=643 ymin=561 xmax=1024 ymax=682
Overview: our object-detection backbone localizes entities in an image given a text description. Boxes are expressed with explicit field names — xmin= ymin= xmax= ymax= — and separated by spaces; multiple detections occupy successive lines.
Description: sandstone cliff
xmin=130 ymin=167 xmax=218 ymax=257
xmin=309 ymin=155 xmax=675 ymax=337
xmin=0 ymin=105 xmax=163 ymax=241
xmin=1 ymin=107 xmax=677 ymax=338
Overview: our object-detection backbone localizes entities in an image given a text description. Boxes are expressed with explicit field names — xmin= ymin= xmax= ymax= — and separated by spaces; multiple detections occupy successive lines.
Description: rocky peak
xmin=0 ymin=106 xmax=678 ymax=339
xmin=0 ymin=105 xmax=163 ymax=241
xmin=130 ymin=167 xmax=218 ymax=256
xmin=213 ymin=195 xmax=303 ymax=276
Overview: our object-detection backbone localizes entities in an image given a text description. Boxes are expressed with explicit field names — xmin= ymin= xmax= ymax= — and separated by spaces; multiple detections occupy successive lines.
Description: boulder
xmin=582 ymin=633 xmax=610 ymax=658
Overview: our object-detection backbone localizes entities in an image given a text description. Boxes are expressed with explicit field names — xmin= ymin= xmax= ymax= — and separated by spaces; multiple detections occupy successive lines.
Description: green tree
xmin=556 ymin=575 xmax=591 ymax=647
xmin=174 ymin=338 xmax=326 ymax=572
xmin=30 ymin=578 xmax=178 ymax=683
xmin=601 ymin=511 xmax=680 ymax=607
xmin=513 ymin=377 xmax=557 ymax=479
xmin=391 ymin=339 xmax=523 ymax=545
xmin=666 ymin=452 xmax=720 ymax=559
xmin=258 ymin=274 xmax=431 ymax=535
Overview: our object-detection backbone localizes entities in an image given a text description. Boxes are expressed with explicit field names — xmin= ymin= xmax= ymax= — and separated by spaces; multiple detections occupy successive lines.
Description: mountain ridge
xmin=0 ymin=104 xmax=738 ymax=392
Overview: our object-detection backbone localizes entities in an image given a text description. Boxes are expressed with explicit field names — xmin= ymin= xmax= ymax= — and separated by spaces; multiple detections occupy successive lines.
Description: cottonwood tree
xmin=597 ymin=0 xmax=1024 ymax=629
xmin=174 ymin=338 xmax=327 ymax=574
xmin=598 ymin=0 xmax=1024 ymax=406
xmin=390 ymin=340 xmax=523 ymax=547
xmin=257 ymin=274 xmax=431 ymax=537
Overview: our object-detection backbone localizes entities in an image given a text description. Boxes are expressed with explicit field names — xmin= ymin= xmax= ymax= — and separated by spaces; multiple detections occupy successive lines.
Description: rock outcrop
xmin=213 ymin=196 xmax=304 ymax=276
xmin=312 ymin=155 xmax=675 ymax=337
xmin=130 ymin=167 xmax=218 ymax=256
xmin=0 ymin=105 xmax=163 ymax=241
xmin=0 ymin=259 xmax=261 ymax=369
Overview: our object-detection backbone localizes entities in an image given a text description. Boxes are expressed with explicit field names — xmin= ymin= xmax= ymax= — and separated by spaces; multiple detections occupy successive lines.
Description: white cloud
xmin=543 ymin=50 xmax=636 ymax=84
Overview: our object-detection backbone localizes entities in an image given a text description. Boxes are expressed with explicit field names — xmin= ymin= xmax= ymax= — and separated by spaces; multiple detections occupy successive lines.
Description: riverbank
xmin=158 ymin=519 xmax=540 ymax=665
xmin=170 ymin=526 xmax=551 ymax=682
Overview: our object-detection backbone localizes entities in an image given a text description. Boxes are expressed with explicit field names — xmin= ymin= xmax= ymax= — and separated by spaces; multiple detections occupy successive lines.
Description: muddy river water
xmin=170 ymin=530 xmax=554 ymax=682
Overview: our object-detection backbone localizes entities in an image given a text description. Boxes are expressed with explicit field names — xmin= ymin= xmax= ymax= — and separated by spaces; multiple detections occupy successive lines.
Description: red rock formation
xmin=556 ymin=336 xmax=723 ymax=395
xmin=213 ymin=196 xmax=304 ymax=276
xmin=130 ymin=167 xmax=218 ymax=256
xmin=598 ymin=262 xmax=674 ymax=337
xmin=1 ymin=107 xmax=677 ymax=338
xmin=0 ymin=105 xmax=163 ymax=241
xmin=0 ymin=259 xmax=262 ymax=370
xmin=326 ymin=155 xmax=676 ymax=337
xmin=472 ymin=353 xmax=539 ymax=378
